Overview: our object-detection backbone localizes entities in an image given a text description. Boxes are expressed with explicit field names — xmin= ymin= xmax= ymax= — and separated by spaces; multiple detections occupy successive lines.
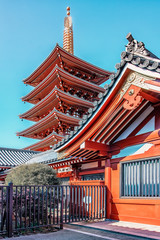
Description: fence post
xmin=7 ymin=182 xmax=13 ymax=238
xmin=60 ymin=186 xmax=63 ymax=229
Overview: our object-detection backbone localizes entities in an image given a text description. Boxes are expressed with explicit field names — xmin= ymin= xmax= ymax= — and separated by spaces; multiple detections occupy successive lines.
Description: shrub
xmin=5 ymin=163 xmax=60 ymax=186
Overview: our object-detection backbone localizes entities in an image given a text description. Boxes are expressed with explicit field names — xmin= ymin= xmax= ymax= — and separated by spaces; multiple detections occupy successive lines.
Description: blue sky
xmin=0 ymin=0 xmax=160 ymax=149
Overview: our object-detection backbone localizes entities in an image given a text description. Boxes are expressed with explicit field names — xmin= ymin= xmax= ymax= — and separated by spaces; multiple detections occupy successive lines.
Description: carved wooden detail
xmin=123 ymin=85 xmax=143 ymax=110
xmin=119 ymin=71 xmax=155 ymax=99
xmin=126 ymin=33 xmax=158 ymax=58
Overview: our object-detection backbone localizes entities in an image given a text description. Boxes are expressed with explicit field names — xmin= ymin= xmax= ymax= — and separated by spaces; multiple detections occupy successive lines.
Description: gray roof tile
xmin=0 ymin=147 xmax=38 ymax=167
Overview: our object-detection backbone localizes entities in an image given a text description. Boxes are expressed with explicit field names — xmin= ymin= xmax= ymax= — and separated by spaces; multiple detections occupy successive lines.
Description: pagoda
xmin=17 ymin=7 xmax=112 ymax=151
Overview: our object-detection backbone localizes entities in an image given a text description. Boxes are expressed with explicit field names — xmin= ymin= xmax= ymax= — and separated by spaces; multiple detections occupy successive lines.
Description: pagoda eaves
xmin=24 ymin=132 xmax=64 ymax=151
xmin=23 ymin=45 xmax=112 ymax=87
xmin=22 ymin=65 xmax=105 ymax=104
xmin=19 ymin=87 xmax=94 ymax=122
xmin=17 ymin=108 xmax=80 ymax=139
xmin=53 ymin=51 xmax=160 ymax=156
xmin=18 ymin=9 xmax=112 ymax=152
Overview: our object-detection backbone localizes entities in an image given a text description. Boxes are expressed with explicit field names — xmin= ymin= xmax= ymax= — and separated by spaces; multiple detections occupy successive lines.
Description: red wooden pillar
xmin=105 ymin=158 xmax=111 ymax=219
xmin=154 ymin=106 xmax=160 ymax=129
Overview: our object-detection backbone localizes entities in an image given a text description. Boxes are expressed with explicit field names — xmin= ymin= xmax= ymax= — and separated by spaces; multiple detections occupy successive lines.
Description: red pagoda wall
xmin=110 ymin=156 xmax=160 ymax=225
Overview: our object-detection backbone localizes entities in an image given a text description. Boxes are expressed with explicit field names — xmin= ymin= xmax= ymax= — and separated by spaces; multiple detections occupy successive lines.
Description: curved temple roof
xmin=17 ymin=108 xmax=80 ymax=139
xmin=23 ymin=45 xmax=112 ymax=86
xmin=24 ymin=132 xmax=64 ymax=151
xmin=22 ymin=65 xmax=105 ymax=104
xmin=19 ymin=34 xmax=160 ymax=154
xmin=20 ymin=87 xmax=94 ymax=121
xmin=53 ymin=34 xmax=160 ymax=156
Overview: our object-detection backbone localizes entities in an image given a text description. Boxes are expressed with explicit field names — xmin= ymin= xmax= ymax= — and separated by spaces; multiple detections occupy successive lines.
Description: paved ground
xmin=8 ymin=221 xmax=160 ymax=240
xmin=71 ymin=220 xmax=160 ymax=240
xmin=8 ymin=228 xmax=154 ymax=240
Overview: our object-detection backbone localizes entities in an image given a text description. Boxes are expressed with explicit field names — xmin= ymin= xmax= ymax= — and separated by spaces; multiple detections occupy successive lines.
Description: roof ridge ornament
xmin=126 ymin=33 xmax=158 ymax=59
xmin=63 ymin=7 xmax=74 ymax=55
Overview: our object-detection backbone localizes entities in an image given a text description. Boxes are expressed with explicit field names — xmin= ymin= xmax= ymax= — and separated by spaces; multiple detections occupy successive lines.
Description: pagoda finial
xmin=63 ymin=6 xmax=74 ymax=55
xmin=67 ymin=6 xmax=70 ymax=16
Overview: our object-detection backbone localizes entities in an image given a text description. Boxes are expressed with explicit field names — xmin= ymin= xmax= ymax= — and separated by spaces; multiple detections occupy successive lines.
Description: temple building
xmin=17 ymin=7 xmax=111 ymax=152
xmin=5 ymin=7 xmax=160 ymax=225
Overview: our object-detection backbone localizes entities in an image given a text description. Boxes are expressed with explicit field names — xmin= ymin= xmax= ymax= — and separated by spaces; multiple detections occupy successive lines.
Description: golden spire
xmin=63 ymin=7 xmax=74 ymax=55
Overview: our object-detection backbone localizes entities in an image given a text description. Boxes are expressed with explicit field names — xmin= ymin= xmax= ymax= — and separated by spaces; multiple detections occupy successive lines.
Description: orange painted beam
xmin=112 ymin=129 xmax=160 ymax=149
xmin=90 ymin=102 xmax=124 ymax=142
xmin=80 ymin=140 xmax=120 ymax=157
xmin=80 ymin=140 xmax=109 ymax=152
xmin=141 ymin=91 xmax=159 ymax=103
xmin=96 ymin=106 xmax=126 ymax=143
xmin=109 ymin=101 xmax=149 ymax=144
xmin=65 ymin=95 xmax=121 ymax=156
xmin=107 ymin=100 xmax=148 ymax=144
xmin=154 ymin=106 xmax=160 ymax=129
xmin=101 ymin=107 xmax=130 ymax=143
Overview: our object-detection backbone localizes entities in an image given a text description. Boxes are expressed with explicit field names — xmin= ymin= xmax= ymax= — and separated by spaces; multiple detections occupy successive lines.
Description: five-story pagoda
xmin=17 ymin=7 xmax=112 ymax=151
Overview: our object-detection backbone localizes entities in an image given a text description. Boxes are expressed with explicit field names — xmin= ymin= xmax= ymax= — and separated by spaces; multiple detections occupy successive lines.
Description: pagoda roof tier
xmin=17 ymin=108 xmax=80 ymax=139
xmin=19 ymin=87 xmax=94 ymax=122
xmin=23 ymin=45 xmax=112 ymax=87
xmin=22 ymin=65 xmax=105 ymax=104
xmin=52 ymin=33 xmax=160 ymax=157
xmin=24 ymin=132 xmax=64 ymax=151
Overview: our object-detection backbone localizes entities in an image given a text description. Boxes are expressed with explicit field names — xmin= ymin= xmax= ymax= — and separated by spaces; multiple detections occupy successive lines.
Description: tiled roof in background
xmin=0 ymin=147 xmax=38 ymax=167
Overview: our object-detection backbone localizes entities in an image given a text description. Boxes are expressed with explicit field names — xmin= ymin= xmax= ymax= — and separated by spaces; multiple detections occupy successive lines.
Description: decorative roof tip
xmin=67 ymin=6 xmax=70 ymax=16
xmin=126 ymin=33 xmax=158 ymax=59
xmin=63 ymin=6 xmax=74 ymax=55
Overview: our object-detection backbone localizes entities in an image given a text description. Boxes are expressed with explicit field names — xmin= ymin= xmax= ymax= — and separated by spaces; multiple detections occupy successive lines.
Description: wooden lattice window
xmin=121 ymin=158 xmax=160 ymax=197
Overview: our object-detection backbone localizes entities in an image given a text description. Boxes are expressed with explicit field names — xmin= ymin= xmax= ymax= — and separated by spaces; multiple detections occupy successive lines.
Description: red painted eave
xmin=21 ymin=65 xmax=105 ymax=104
xmin=24 ymin=132 xmax=64 ymax=151
xmin=17 ymin=109 xmax=81 ymax=138
xmin=23 ymin=44 xmax=112 ymax=86
xmin=20 ymin=87 xmax=94 ymax=121
xmin=23 ymin=44 xmax=59 ymax=86
xmin=53 ymin=68 xmax=136 ymax=152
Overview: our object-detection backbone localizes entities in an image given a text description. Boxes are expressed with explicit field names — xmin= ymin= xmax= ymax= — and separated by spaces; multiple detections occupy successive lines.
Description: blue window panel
xmin=121 ymin=159 xmax=160 ymax=198
xmin=81 ymin=173 xmax=104 ymax=181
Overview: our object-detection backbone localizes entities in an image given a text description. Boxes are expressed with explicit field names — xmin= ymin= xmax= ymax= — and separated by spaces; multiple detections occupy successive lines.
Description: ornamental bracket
xmin=123 ymin=85 xmax=143 ymax=110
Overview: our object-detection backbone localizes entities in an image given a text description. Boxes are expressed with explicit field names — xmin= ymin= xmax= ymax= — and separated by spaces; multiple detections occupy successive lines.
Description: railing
xmin=0 ymin=185 xmax=8 ymax=235
xmin=0 ymin=184 xmax=107 ymax=237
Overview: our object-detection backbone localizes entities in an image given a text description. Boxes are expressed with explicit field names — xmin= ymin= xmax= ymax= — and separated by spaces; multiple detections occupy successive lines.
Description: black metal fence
xmin=0 ymin=184 xmax=107 ymax=237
